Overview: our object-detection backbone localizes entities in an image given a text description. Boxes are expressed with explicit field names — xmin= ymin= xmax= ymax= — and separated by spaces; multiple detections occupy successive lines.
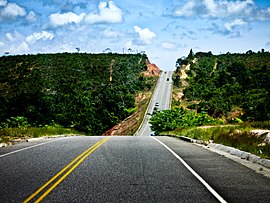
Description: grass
xmin=163 ymin=125 xmax=270 ymax=159
xmin=0 ymin=126 xmax=81 ymax=143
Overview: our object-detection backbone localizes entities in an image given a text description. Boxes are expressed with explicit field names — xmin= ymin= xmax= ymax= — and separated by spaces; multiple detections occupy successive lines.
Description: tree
xmin=187 ymin=49 xmax=194 ymax=60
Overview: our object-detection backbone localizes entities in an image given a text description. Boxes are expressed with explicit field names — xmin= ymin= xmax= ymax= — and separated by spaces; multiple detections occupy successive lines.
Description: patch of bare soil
xmin=102 ymin=91 xmax=152 ymax=136
xmin=103 ymin=60 xmax=160 ymax=136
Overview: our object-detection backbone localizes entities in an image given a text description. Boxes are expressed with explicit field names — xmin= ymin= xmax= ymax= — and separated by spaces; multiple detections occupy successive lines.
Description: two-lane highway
xmin=0 ymin=70 xmax=270 ymax=202
xmin=135 ymin=71 xmax=173 ymax=136
xmin=1 ymin=136 xmax=269 ymax=202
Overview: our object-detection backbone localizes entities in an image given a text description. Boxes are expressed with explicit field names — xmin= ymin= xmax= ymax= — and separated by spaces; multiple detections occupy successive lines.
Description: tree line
xmin=0 ymin=53 xmax=154 ymax=135
xmin=174 ymin=50 xmax=270 ymax=122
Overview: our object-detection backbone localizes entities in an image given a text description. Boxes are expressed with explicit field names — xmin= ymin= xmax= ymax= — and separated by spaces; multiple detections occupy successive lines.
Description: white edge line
xmin=151 ymin=137 xmax=227 ymax=203
xmin=135 ymin=71 xmax=162 ymax=136
xmin=0 ymin=139 xmax=59 ymax=158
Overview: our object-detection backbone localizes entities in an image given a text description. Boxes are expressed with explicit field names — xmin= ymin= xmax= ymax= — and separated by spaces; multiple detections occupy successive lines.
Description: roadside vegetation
xmin=0 ymin=116 xmax=80 ymax=143
xmin=149 ymin=108 xmax=222 ymax=134
xmin=0 ymin=53 xmax=153 ymax=141
xmin=103 ymin=80 xmax=158 ymax=135
xmin=165 ymin=123 xmax=270 ymax=159
xmin=150 ymin=49 xmax=270 ymax=159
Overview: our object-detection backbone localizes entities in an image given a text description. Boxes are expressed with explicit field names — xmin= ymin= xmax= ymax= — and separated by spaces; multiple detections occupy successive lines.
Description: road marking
xmin=152 ymin=137 xmax=227 ymax=203
xmin=23 ymin=137 xmax=110 ymax=203
xmin=0 ymin=140 xmax=59 ymax=158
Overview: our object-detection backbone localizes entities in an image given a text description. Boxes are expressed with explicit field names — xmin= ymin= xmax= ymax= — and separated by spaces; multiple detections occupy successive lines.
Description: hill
xmin=173 ymin=50 xmax=270 ymax=122
xmin=0 ymin=53 xmax=157 ymax=135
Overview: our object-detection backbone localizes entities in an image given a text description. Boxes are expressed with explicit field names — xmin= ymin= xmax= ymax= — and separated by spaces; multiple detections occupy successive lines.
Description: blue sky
xmin=0 ymin=0 xmax=270 ymax=70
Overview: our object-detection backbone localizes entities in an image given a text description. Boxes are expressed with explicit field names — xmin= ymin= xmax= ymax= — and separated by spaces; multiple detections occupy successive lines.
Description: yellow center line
xmin=23 ymin=137 xmax=110 ymax=203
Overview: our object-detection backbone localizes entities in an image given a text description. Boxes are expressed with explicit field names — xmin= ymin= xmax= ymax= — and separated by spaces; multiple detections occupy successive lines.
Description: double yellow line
xmin=23 ymin=137 xmax=110 ymax=203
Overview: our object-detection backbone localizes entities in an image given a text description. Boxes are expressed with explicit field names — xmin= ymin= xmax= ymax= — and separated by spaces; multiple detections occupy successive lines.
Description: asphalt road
xmin=1 ymin=136 xmax=269 ymax=202
xmin=1 ymin=71 xmax=269 ymax=202
xmin=135 ymin=71 xmax=173 ymax=136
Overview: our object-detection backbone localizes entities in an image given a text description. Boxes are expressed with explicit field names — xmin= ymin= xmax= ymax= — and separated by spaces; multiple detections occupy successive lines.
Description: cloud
xmin=0 ymin=1 xmax=27 ymax=20
xmin=161 ymin=41 xmax=176 ymax=50
xmin=26 ymin=11 xmax=37 ymax=22
xmin=26 ymin=31 xmax=54 ymax=43
xmin=49 ymin=12 xmax=86 ymax=27
xmin=224 ymin=19 xmax=247 ymax=32
xmin=16 ymin=42 xmax=29 ymax=53
xmin=256 ymin=7 xmax=270 ymax=20
xmin=5 ymin=41 xmax=29 ymax=54
xmin=173 ymin=0 xmax=270 ymax=20
xmin=103 ymin=28 xmax=122 ymax=38
xmin=133 ymin=25 xmax=156 ymax=45
xmin=5 ymin=32 xmax=22 ymax=42
xmin=266 ymin=41 xmax=270 ymax=47
xmin=174 ymin=0 xmax=198 ymax=17
xmin=84 ymin=1 xmax=123 ymax=24
xmin=0 ymin=0 xmax=7 ymax=7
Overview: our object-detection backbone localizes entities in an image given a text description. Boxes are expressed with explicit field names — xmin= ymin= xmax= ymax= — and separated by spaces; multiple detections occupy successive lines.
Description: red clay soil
xmin=103 ymin=60 xmax=160 ymax=136
xmin=143 ymin=59 xmax=160 ymax=77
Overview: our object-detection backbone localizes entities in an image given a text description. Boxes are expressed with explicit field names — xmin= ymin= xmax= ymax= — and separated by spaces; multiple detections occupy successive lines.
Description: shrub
xmin=0 ymin=116 xmax=30 ymax=129
xmin=149 ymin=108 xmax=221 ymax=133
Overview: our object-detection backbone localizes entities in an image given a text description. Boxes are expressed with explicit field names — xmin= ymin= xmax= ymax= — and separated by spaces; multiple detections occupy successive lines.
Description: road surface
xmin=135 ymin=71 xmax=173 ymax=136
xmin=0 ymin=70 xmax=269 ymax=202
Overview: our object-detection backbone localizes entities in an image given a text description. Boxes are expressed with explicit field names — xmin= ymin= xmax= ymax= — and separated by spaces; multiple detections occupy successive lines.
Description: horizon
xmin=1 ymin=0 xmax=270 ymax=70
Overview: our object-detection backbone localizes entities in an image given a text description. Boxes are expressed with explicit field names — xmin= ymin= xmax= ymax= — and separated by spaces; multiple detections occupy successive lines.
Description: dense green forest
xmin=0 ymin=53 xmax=153 ymax=135
xmin=174 ymin=50 xmax=270 ymax=122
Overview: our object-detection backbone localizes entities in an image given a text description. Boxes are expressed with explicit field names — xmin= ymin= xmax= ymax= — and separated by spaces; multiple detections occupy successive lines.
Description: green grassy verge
xmin=0 ymin=127 xmax=82 ymax=143
xmin=163 ymin=125 xmax=270 ymax=159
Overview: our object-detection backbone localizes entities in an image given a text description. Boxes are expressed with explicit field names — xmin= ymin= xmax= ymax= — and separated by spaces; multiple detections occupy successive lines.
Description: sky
xmin=0 ymin=0 xmax=270 ymax=70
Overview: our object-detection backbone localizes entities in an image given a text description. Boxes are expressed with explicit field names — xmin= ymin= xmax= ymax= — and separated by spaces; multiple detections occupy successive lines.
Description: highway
xmin=0 ymin=70 xmax=270 ymax=202
xmin=135 ymin=71 xmax=173 ymax=136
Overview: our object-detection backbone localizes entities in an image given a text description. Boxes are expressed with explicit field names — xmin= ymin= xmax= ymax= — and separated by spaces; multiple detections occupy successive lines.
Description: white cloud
xmin=174 ymin=0 xmax=259 ymax=19
xmin=174 ymin=0 xmax=197 ymax=17
xmin=7 ymin=41 xmax=29 ymax=54
xmin=5 ymin=32 xmax=16 ymax=41
xmin=26 ymin=11 xmax=37 ymax=22
xmin=103 ymin=28 xmax=121 ymax=38
xmin=26 ymin=31 xmax=54 ymax=43
xmin=161 ymin=41 xmax=176 ymax=50
xmin=0 ymin=41 xmax=4 ymax=47
xmin=0 ymin=2 xmax=26 ymax=20
xmin=224 ymin=0 xmax=254 ymax=16
xmin=256 ymin=7 xmax=270 ymax=20
xmin=0 ymin=0 xmax=7 ymax=6
xmin=203 ymin=0 xmax=218 ymax=16
xmin=0 ymin=0 xmax=7 ymax=7
xmin=124 ymin=40 xmax=134 ymax=49
xmin=49 ymin=12 xmax=85 ymax=27
xmin=133 ymin=25 xmax=156 ymax=45
xmin=224 ymin=19 xmax=247 ymax=32
xmin=84 ymin=1 xmax=123 ymax=24
xmin=17 ymin=42 xmax=29 ymax=53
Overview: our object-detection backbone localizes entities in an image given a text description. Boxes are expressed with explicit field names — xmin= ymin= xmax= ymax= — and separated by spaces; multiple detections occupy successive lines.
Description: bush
xmin=0 ymin=116 xmax=30 ymax=129
xmin=149 ymin=108 xmax=221 ymax=133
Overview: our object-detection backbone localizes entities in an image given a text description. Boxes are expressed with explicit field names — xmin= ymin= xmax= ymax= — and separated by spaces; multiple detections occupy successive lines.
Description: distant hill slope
xmin=174 ymin=50 xmax=270 ymax=122
xmin=0 ymin=53 xmax=155 ymax=135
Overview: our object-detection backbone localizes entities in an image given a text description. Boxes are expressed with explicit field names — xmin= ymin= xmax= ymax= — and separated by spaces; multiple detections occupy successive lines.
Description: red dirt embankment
xmin=143 ymin=59 xmax=160 ymax=77
xmin=103 ymin=60 xmax=160 ymax=136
